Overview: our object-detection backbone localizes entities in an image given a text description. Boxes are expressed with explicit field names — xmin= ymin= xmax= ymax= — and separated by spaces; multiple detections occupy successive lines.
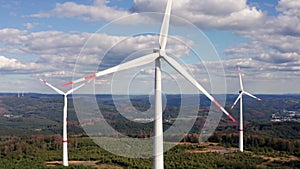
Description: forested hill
xmin=0 ymin=94 xmax=299 ymax=137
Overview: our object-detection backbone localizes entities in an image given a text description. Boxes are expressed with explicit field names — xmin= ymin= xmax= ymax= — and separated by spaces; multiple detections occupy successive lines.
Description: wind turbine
xmin=38 ymin=78 xmax=89 ymax=166
xmin=230 ymin=66 xmax=261 ymax=152
xmin=62 ymin=0 xmax=236 ymax=168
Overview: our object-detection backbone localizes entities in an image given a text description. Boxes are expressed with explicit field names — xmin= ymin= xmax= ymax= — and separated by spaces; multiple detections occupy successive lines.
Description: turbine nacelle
xmin=153 ymin=48 xmax=167 ymax=57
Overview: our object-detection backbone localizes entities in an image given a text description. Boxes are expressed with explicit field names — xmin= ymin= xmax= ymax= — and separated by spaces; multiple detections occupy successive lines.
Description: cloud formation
xmin=133 ymin=0 xmax=265 ymax=30
xmin=30 ymin=0 xmax=265 ymax=31
xmin=1 ymin=0 xmax=300 ymax=93
xmin=30 ymin=0 xmax=131 ymax=21
xmin=0 ymin=55 xmax=50 ymax=74
xmin=222 ymin=0 xmax=300 ymax=75
xmin=0 ymin=27 xmax=192 ymax=77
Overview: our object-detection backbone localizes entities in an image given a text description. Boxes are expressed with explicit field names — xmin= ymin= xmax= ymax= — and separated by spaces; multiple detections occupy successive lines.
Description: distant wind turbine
xmin=62 ymin=0 xmax=236 ymax=168
xmin=230 ymin=66 xmax=262 ymax=152
xmin=38 ymin=78 xmax=89 ymax=166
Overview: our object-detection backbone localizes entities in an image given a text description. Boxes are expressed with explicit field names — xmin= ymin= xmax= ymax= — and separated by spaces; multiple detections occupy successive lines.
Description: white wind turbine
xmin=62 ymin=0 xmax=236 ymax=168
xmin=230 ymin=66 xmax=261 ymax=152
xmin=38 ymin=78 xmax=89 ymax=166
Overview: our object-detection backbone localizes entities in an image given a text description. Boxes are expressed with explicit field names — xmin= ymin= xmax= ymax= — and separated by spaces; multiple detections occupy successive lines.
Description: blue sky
xmin=0 ymin=0 xmax=299 ymax=94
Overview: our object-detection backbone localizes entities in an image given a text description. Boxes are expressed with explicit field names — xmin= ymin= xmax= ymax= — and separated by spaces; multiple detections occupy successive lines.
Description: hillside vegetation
xmin=0 ymin=94 xmax=299 ymax=168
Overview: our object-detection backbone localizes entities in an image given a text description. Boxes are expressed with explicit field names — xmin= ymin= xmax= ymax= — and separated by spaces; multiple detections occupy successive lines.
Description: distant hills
xmin=0 ymin=93 xmax=299 ymax=137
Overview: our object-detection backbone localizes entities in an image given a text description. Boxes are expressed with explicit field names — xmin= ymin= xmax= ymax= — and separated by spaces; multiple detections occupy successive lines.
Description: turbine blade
xmin=244 ymin=91 xmax=262 ymax=101
xmin=230 ymin=93 xmax=243 ymax=110
xmin=38 ymin=78 xmax=65 ymax=95
xmin=162 ymin=54 xmax=236 ymax=122
xmin=62 ymin=53 xmax=159 ymax=87
xmin=238 ymin=66 xmax=244 ymax=91
xmin=159 ymin=0 xmax=173 ymax=50
xmin=66 ymin=80 xmax=91 ymax=95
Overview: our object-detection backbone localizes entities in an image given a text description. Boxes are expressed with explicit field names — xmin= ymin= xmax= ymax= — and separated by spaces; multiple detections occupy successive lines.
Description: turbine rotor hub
xmin=153 ymin=48 xmax=166 ymax=57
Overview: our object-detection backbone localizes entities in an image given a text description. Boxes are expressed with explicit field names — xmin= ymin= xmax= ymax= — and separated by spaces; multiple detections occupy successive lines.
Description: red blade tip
xmin=228 ymin=114 xmax=236 ymax=123
xmin=62 ymin=81 xmax=73 ymax=87
xmin=85 ymin=74 xmax=96 ymax=80
xmin=38 ymin=78 xmax=46 ymax=84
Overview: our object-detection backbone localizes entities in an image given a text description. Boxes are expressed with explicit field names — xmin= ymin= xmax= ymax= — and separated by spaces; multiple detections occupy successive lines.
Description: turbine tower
xmin=62 ymin=0 xmax=236 ymax=168
xmin=230 ymin=66 xmax=261 ymax=152
xmin=38 ymin=78 xmax=89 ymax=166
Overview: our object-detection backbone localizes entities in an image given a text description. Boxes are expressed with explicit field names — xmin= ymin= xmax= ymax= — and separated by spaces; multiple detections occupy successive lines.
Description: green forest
xmin=1 ymin=134 xmax=299 ymax=169
xmin=0 ymin=94 xmax=299 ymax=168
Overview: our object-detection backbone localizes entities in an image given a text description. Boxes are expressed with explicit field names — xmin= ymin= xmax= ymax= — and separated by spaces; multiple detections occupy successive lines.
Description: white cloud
xmin=253 ymin=51 xmax=299 ymax=64
xmin=27 ymin=0 xmax=298 ymax=64
xmin=0 ymin=55 xmax=50 ymax=73
xmin=133 ymin=0 xmax=265 ymax=30
xmin=0 ymin=56 xmax=27 ymax=70
xmin=30 ymin=0 xmax=131 ymax=21
xmin=140 ymin=68 xmax=154 ymax=75
xmin=29 ymin=0 xmax=265 ymax=30
xmin=23 ymin=31 xmax=88 ymax=54
xmin=277 ymin=0 xmax=300 ymax=16
xmin=223 ymin=0 xmax=300 ymax=73
xmin=0 ymin=28 xmax=27 ymax=45
xmin=23 ymin=22 xmax=38 ymax=29
xmin=0 ymin=28 xmax=192 ymax=78
xmin=187 ymin=58 xmax=300 ymax=94
xmin=0 ymin=29 xmax=89 ymax=76
xmin=0 ymin=29 xmax=89 ymax=70
xmin=94 ymin=79 xmax=110 ymax=85
xmin=35 ymin=70 xmax=74 ymax=78
xmin=2 ymin=0 xmax=300 ymax=93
